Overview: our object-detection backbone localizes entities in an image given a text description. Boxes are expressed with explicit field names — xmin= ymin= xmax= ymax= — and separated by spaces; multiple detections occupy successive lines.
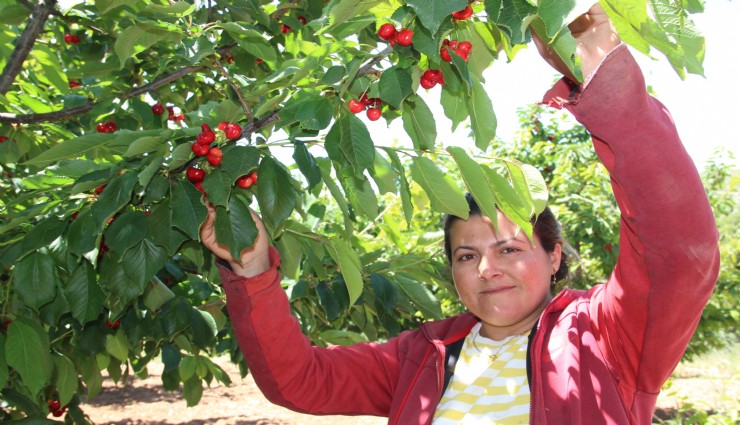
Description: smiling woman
xmin=199 ymin=4 xmax=720 ymax=425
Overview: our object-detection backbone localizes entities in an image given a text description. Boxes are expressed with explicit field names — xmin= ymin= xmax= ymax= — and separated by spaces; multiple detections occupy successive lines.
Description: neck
xmin=479 ymin=295 xmax=551 ymax=341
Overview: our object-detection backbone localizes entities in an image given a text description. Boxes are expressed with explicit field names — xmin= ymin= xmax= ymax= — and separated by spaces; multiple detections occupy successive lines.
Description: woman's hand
xmin=200 ymin=203 xmax=271 ymax=278
xmin=533 ymin=3 xmax=621 ymax=81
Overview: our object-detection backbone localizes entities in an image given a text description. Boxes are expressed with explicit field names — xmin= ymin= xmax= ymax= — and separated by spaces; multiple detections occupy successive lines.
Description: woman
xmin=200 ymin=5 xmax=720 ymax=424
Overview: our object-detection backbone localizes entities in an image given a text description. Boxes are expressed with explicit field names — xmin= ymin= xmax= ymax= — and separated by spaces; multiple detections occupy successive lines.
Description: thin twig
xmin=0 ymin=0 xmax=56 ymax=95
xmin=357 ymin=45 xmax=393 ymax=76
xmin=214 ymin=59 xmax=253 ymax=120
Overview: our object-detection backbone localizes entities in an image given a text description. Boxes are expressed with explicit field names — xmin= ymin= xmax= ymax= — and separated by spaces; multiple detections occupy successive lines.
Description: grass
xmin=653 ymin=343 xmax=740 ymax=424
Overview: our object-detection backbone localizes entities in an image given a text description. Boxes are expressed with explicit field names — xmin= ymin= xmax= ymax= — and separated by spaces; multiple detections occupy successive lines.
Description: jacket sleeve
xmin=543 ymin=44 xmax=720 ymax=393
xmin=220 ymin=246 xmax=401 ymax=417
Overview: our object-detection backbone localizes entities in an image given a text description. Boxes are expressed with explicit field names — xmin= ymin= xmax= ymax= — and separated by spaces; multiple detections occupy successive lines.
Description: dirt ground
xmin=80 ymin=355 xmax=731 ymax=425
xmin=82 ymin=356 xmax=385 ymax=425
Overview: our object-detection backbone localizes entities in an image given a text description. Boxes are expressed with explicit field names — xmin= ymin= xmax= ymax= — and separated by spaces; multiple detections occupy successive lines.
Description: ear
xmin=549 ymin=243 xmax=563 ymax=273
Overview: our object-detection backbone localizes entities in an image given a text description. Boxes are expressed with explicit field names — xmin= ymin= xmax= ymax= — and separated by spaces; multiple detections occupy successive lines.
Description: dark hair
xmin=443 ymin=193 xmax=570 ymax=282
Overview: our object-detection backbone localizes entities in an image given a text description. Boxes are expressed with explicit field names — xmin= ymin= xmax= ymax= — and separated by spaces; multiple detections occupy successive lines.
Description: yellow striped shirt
xmin=432 ymin=322 xmax=530 ymax=424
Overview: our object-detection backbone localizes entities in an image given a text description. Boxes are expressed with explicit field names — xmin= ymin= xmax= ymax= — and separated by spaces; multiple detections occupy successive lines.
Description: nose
xmin=478 ymin=251 xmax=502 ymax=280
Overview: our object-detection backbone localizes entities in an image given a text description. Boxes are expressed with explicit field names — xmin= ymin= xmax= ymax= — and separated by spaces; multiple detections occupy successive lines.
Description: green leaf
xmin=104 ymin=210 xmax=148 ymax=256
xmin=13 ymin=251 xmax=59 ymax=310
xmin=495 ymin=0 xmax=537 ymax=45
xmin=276 ymin=232 xmax=303 ymax=280
xmin=171 ymin=181 xmax=208 ymax=240
xmin=407 ymin=0 xmax=467 ymax=34
xmin=90 ymin=172 xmax=138 ymax=226
xmin=318 ymin=159 xmax=354 ymax=237
xmin=201 ymin=168 xmax=232 ymax=208
xmin=179 ymin=356 xmax=197 ymax=382
xmin=148 ymin=0 xmax=196 ymax=17
xmin=321 ymin=0 xmax=384 ymax=34
xmin=6 ymin=319 xmax=52 ymax=397
xmin=256 ymin=157 xmax=298 ymax=230
xmin=481 ymin=166 xmax=533 ymax=239
xmin=379 ymin=66 xmax=414 ymax=110
xmin=105 ymin=332 xmax=129 ymax=363
xmin=530 ymin=17 xmax=581 ymax=82
xmin=183 ymin=376 xmax=203 ymax=407
xmin=0 ymin=335 xmax=7 ymax=389
xmin=214 ymin=194 xmax=258 ymax=261
xmin=78 ymin=356 xmax=103 ymax=398
xmin=52 ymin=354 xmax=78 ymax=407
xmin=394 ymin=274 xmax=443 ymax=320
xmin=467 ymin=80 xmax=497 ymax=151
xmin=410 ymin=156 xmax=468 ymax=218
xmin=292 ymin=141 xmax=322 ymax=189
xmin=447 ymin=146 xmax=499 ymax=224
xmin=369 ymin=149 xmax=399 ymax=195
xmin=65 ymin=262 xmax=105 ymax=325
xmin=382 ymin=148 xmax=413 ymax=227
xmin=220 ymin=145 xmax=260 ymax=182
xmin=124 ymin=135 xmax=164 ymax=157
xmin=121 ymin=238 xmax=169 ymax=291
xmin=440 ymin=86 xmax=469 ymax=132
xmin=295 ymin=95 xmax=334 ymax=130
xmin=325 ymin=237 xmax=364 ymax=307
xmin=218 ymin=23 xmax=278 ymax=63
xmin=325 ymin=113 xmax=375 ymax=179
xmin=143 ymin=277 xmax=175 ymax=312
xmin=190 ymin=309 xmax=217 ymax=349
xmin=115 ymin=25 xmax=169 ymax=67
xmin=339 ymin=170 xmax=379 ymax=219
xmin=537 ymin=0 xmax=594 ymax=39
xmin=402 ymin=95 xmax=437 ymax=151
xmin=507 ymin=162 xmax=548 ymax=215
xmin=15 ymin=218 xmax=66 ymax=262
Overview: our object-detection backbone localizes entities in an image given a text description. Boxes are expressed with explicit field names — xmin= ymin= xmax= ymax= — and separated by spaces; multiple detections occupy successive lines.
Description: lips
xmin=481 ymin=285 xmax=515 ymax=294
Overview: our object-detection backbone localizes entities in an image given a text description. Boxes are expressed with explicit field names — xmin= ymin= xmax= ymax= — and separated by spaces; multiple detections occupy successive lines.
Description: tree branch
xmin=0 ymin=0 xmax=56 ymax=95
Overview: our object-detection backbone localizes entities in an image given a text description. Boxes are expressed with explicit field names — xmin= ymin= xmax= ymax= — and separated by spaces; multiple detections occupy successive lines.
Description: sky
xmin=370 ymin=1 xmax=740 ymax=171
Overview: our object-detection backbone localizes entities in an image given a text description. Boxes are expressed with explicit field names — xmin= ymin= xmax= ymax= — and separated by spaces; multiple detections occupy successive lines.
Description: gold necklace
xmin=471 ymin=328 xmax=526 ymax=362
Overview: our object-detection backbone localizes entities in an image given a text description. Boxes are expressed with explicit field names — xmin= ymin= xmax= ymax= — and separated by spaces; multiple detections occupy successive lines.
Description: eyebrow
xmin=452 ymin=238 xmax=521 ymax=254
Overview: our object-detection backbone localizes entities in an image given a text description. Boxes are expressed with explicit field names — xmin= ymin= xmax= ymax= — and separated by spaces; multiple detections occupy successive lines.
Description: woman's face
xmin=449 ymin=213 xmax=562 ymax=339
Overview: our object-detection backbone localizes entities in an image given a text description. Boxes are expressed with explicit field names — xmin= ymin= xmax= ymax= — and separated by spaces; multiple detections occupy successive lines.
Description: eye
xmin=456 ymin=253 xmax=477 ymax=262
xmin=500 ymin=247 xmax=521 ymax=254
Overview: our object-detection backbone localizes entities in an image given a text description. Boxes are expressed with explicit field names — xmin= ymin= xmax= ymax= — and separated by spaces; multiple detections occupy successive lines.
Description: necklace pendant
xmin=489 ymin=354 xmax=499 ymax=362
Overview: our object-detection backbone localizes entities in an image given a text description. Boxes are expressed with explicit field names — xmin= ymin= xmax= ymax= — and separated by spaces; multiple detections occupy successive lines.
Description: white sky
xmin=364 ymin=1 xmax=740 ymax=170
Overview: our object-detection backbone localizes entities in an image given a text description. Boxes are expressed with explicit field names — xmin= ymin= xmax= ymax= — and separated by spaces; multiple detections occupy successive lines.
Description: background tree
xmin=0 ymin=0 xmax=707 ymax=422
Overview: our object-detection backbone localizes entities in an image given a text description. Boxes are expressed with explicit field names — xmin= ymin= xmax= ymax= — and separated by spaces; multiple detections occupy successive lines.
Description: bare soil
xmin=81 ymin=354 xmax=736 ymax=425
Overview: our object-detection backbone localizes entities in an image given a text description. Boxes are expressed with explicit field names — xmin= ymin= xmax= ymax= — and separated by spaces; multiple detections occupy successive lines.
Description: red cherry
xmin=207 ymin=147 xmax=223 ymax=166
xmin=237 ymin=175 xmax=254 ymax=189
xmin=420 ymin=77 xmax=436 ymax=89
xmin=218 ymin=121 xmax=229 ymax=131
xmin=95 ymin=184 xmax=107 ymax=194
xmin=196 ymin=131 xmax=215 ymax=144
xmin=255 ymin=58 xmax=264 ymax=64
xmin=455 ymin=49 xmax=470 ymax=61
xmin=440 ymin=46 xmax=452 ymax=62
xmin=348 ymin=99 xmax=365 ymax=114
xmin=377 ymin=23 xmax=397 ymax=41
xmin=605 ymin=243 xmax=613 ymax=253
xmin=96 ymin=123 xmax=108 ymax=133
xmin=105 ymin=122 xmax=117 ymax=133
xmin=0 ymin=319 xmax=11 ymax=329
xmin=423 ymin=69 xmax=442 ymax=83
xmin=172 ymin=114 xmax=185 ymax=121
xmin=281 ymin=24 xmax=292 ymax=33
xmin=366 ymin=108 xmax=382 ymax=121
xmin=298 ymin=16 xmax=307 ymax=24
xmin=105 ymin=319 xmax=120 ymax=329
xmin=47 ymin=400 xmax=61 ymax=411
xmin=186 ymin=167 xmax=206 ymax=182
xmin=0 ymin=136 xmax=7 ymax=143
xmin=151 ymin=103 xmax=164 ymax=115
xmin=395 ymin=29 xmax=414 ymax=46
xmin=64 ymin=34 xmax=80 ymax=44
xmin=69 ymin=80 xmax=81 ymax=88
xmin=225 ymin=123 xmax=242 ymax=139
xmin=52 ymin=409 xmax=65 ymax=417
xmin=451 ymin=5 xmax=474 ymax=20
xmin=457 ymin=41 xmax=473 ymax=53
xmin=200 ymin=123 xmax=212 ymax=133
xmin=195 ymin=181 xmax=206 ymax=195
xmin=248 ymin=171 xmax=257 ymax=184
xmin=191 ymin=142 xmax=210 ymax=157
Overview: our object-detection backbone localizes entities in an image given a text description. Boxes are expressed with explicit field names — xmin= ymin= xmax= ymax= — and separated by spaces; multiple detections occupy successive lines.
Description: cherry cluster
xmin=63 ymin=33 xmax=80 ymax=44
xmin=348 ymin=95 xmax=383 ymax=121
xmin=420 ymin=69 xmax=444 ymax=89
xmin=0 ymin=136 xmax=8 ymax=143
xmin=377 ymin=23 xmax=414 ymax=47
xmin=47 ymin=399 xmax=67 ymax=418
xmin=151 ymin=104 xmax=186 ymax=121
xmin=186 ymin=122 xmax=258 ymax=194
xmin=105 ymin=319 xmax=120 ymax=329
xmin=440 ymin=39 xmax=473 ymax=62
xmin=96 ymin=121 xmax=117 ymax=133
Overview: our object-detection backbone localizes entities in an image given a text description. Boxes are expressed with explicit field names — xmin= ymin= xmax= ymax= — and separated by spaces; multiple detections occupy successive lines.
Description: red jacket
xmin=220 ymin=45 xmax=720 ymax=425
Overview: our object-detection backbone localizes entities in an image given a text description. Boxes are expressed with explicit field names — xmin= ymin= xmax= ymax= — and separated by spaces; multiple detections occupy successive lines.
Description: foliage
xmin=0 ymin=0 xmax=706 ymax=422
